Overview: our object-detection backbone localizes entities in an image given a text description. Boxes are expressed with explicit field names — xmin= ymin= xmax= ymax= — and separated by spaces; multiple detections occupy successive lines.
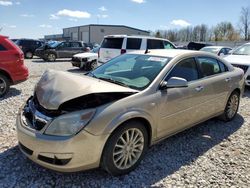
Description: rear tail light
xmin=14 ymin=52 xmax=24 ymax=63
xmin=121 ymin=49 xmax=126 ymax=54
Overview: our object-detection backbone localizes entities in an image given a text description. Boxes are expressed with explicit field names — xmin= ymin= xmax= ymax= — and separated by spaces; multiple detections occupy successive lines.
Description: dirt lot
xmin=0 ymin=58 xmax=250 ymax=187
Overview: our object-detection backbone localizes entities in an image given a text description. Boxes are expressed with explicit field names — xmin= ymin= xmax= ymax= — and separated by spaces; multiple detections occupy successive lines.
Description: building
xmin=44 ymin=34 xmax=64 ymax=41
xmin=62 ymin=24 xmax=150 ymax=44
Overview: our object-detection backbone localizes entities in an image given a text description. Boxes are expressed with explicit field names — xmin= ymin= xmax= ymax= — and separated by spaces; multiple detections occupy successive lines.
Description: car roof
xmin=104 ymin=35 xmax=170 ymax=41
xmin=128 ymin=49 xmax=218 ymax=58
xmin=202 ymin=46 xmax=231 ymax=49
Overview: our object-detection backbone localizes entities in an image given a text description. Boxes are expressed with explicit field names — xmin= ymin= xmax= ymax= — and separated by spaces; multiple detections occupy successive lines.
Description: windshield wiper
xmin=98 ymin=77 xmax=129 ymax=88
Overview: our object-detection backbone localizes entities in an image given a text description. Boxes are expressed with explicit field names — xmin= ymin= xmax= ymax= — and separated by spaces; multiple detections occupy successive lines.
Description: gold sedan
xmin=16 ymin=49 xmax=245 ymax=176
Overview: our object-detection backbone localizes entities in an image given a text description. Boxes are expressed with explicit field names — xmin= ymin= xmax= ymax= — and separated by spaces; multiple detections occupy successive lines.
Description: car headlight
xmin=44 ymin=109 xmax=96 ymax=136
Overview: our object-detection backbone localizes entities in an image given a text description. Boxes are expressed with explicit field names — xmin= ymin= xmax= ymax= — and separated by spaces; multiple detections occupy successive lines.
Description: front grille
xmin=72 ymin=57 xmax=81 ymax=62
xmin=19 ymin=142 xmax=33 ymax=156
xmin=232 ymin=64 xmax=249 ymax=73
xmin=22 ymin=96 xmax=53 ymax=131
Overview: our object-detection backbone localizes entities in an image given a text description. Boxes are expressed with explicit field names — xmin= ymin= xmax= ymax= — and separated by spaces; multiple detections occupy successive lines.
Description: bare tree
xmin=239 ymin=6 xmax=250 ymax=40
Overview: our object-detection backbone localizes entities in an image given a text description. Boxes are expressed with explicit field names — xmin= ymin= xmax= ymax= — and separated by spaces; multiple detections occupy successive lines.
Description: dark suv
xmin=15 ymin=39 xmax=43 ymax=59
xmin=35 ymin=41 xmax=87 ymax=62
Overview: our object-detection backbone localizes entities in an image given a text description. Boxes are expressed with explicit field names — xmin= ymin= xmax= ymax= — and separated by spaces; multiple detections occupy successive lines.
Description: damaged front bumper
xmin=16 ymin=100 xmax=109 ymax=172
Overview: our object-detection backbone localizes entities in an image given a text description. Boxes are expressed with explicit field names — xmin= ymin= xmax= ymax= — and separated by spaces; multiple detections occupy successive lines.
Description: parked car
xmin=71 ymin=47 xmax=99 ymax=70
xmin=187 ymin=42 xmax=212 ymax=50
xmin=0 ymin=35 xmax=29 ymax=97
xmin=15 ymin=39 xmax=43 ymax=59
xmin=35 ymin=41 xmax=88 ymax=62
xmin=17 ymin=49 xmax=244 ymax=175
xmin=98 ymin=35 xmax=176 ymax=63
xmin=200 ymin=46 xmax=232 ymax=56
xmin=223 ymin=43 xmax=250 ymax=86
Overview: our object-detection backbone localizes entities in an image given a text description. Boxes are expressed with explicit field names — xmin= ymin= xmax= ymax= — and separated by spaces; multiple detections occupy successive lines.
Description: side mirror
xmin=160 ymin=77 xmax=188 ymax=90
xmin=219 ymin=52 xmax=225 ymax=57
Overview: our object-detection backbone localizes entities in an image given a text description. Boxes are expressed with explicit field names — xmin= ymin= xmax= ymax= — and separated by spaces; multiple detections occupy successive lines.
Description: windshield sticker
xmin=146 ymin=57 xmax=168 ymax=62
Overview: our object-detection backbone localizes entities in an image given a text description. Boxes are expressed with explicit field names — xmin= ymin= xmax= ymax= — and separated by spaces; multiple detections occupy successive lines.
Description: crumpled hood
xmin=73 ymin=52 xmax=97 ymax=58
xmin=35 ymin=70 xmax=137 ymax=110
xmin=224 ymin=55 xmax=250 ymax=65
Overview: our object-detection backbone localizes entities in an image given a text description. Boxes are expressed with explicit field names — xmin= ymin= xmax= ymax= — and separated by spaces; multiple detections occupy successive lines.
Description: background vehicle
xmin=186 ymin=42 xmax=212 ymax=50
xmin=35 ymin=41 xmax=88 ymax=62
xmin=224 ymin=43 xmax=250 ymax=86
xmin=200 ymin=46 xmax=232 ymax=56
xmin=0 ymin=35 xmax=29 ymax=97
xmin=15 ymin=39 xmax=43 ymax=59
xmin=98 ymin=35 xmax=176 ymax=63
xmin=17 ymin=50 xmax=244 ymax=176
xmin=71 ymin=47 xmax=99 ymax=70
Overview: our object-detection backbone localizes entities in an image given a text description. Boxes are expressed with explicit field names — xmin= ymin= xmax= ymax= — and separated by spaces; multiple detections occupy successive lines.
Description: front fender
xmin=102 ymin=108 xmax=157 ymax=141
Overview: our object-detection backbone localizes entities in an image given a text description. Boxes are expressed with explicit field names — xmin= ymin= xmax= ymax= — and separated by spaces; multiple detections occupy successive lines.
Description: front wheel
xmin=25 ymin=51 xmax=33 ymax=59
xmin=90 ymin=60 xmax=98 ymax=70
xmin=220 ymin=91 xmax=240 ymax=121
xmin=101 ymin=121 xmax=148 ymax=176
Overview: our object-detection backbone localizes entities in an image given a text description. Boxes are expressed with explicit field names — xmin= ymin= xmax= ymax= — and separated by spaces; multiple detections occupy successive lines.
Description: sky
xmin=0 ymin=0 xmax=249 ymax=39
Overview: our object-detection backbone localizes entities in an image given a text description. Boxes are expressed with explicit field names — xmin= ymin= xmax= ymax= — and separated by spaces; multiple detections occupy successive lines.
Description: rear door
xmin=99 ymin=37 xmax=124 ymax=63
xmin=56 ymin=42 xmax=71 ymax=58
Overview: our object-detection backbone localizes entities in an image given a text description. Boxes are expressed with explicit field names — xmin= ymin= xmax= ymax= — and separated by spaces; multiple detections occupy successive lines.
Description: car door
xmin=196 ymin=57 xmax=231 ymax=113
xmin=71 ymin=42 xmax=84 ymax=56
xmin=56 ymin=42 xmax=70 ymax=58
xmin=157 ymin=57 xmax=215 ymax=139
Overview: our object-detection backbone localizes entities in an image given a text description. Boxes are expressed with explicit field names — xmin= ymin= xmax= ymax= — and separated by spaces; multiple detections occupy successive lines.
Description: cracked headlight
xmin=45 ymin=109 xmax=96 ymax=136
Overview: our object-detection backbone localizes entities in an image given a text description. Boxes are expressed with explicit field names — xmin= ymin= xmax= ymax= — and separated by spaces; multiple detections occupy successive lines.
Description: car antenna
xmin=145 ymin=48 xmax=149 ymax=54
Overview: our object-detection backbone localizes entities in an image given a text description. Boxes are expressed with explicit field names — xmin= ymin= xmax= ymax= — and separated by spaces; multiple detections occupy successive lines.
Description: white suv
xmin=98 ymin=35 xmax=176 ymax=63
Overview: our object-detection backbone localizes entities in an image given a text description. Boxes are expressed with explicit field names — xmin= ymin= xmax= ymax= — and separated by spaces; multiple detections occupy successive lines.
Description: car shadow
xmin=32 ymin=59 xmax=71 ymax=63
xmin=0 ymin=115 xmax=244 ymax=187
xmin=0 ymin=88 xmax=21 ymax=100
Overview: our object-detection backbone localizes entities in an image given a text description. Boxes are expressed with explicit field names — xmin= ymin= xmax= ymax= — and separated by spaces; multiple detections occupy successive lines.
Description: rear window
xmin=147 ymin=39 xmax=164 ymax=49
xmin=126 ymin=38 xmax=142 ymax=50
xmin=101 ymin=38 xmax=124 ymax=49
xmin=0 ymin=44 xmax=6 ymax=51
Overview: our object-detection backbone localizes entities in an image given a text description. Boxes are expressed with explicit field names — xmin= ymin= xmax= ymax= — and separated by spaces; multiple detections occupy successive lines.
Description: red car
xmin=0 ymin=35 xmax=29 ymax=97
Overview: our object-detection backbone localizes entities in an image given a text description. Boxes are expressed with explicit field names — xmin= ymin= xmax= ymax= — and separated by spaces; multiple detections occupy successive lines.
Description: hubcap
xmin=91 ymin=61 xmax=97 ymax=70
xmin=26 ymin=52 xmax=32 ymax=58
xmin=113 ymin=128 xmax=144 ymax=170
xmin=227 ymin=94 xmax=239 ymax=118
xmin=0 ymin=78 xmax=7 ymax=95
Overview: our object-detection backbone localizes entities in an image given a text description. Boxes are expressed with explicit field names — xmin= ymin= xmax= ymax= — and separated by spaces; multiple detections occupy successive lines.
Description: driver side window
xmin=166 ymin=58 xmax=199 ymax=82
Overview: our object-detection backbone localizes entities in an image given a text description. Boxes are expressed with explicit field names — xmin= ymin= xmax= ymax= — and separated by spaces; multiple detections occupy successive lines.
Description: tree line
xmin=153 ymin=6 xmax=250 ymax=42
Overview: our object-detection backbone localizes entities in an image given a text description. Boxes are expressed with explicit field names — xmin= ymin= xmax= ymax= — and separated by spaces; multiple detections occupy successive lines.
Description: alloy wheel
xmin=226 ymin=94 xmax=239 ymax=119
xmin=0 ymin=77 xmax=7 ymax=96
xmin=113 ymin=128 xmax=144 ymax=170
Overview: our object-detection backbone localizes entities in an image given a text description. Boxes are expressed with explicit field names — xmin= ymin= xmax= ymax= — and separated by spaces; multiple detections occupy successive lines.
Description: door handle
xmin=195 ymin=86 xmax=204 ymax=92
xmin=225 ymin=78 xmax=231 ymax=82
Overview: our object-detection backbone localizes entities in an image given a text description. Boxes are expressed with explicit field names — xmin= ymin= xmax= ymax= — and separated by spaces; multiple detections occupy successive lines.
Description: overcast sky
xmin=0 ymin=0 xmax=249 ymax=39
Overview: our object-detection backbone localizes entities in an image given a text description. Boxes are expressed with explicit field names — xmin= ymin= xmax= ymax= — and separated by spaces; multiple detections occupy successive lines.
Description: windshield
xmin=232 ymin=44 xmax=250 ymax=55
xmin=200 ymin=47 xmax=220 ymax=54
xmin=90 ymin=54 xmax=171 ymax=90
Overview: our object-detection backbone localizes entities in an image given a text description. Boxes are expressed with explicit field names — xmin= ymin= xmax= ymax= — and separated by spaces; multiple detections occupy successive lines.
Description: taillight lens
xmin=121 ymin=49 xmax=126 ymax=54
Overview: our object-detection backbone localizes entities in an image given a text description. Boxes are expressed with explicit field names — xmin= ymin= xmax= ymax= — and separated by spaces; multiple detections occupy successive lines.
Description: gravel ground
xmin=0 ymin=58 xmax=250 ymax=187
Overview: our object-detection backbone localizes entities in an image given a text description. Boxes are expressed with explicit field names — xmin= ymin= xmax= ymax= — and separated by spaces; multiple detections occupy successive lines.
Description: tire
xmin=25 ymin=51 xmax=33 ymax=59
xmin=101 ymin=121 xmax=148 ymax=176
xmin=90 ymin=60 xmax=97 ymax=70
xmin=219 ymin=91 xmax=240 ymax=122
xmin=47 ymin=53 xmax=56 ymax=62
xmin=0 ymin=74 xmax=10 ymax=98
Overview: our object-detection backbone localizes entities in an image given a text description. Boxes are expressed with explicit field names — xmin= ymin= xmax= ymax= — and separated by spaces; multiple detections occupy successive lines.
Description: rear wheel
xmin=47 ymin=53 xmax=56 ymax=62
xmin=25 ymin=51 xmax=33 ymax=59
xmin=0 ymin=74 xmax=10 ymax=98
xmin=101 ymin=121 xmax=148 ymax=176
xmin=220 ymin=91 xmax=240 ymax=121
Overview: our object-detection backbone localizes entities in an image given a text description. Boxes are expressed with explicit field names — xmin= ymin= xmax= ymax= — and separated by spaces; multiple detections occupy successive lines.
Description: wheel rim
xmin=26 ymin=52 xmax=32 ymax=58
xmin=0 ymin=77 xmax=7 ymax=96
xmin=48 ymin=54 xmax=55 ymax=61
xmin=227 ymin=94 xmax=239 ymax=119
xmin=91 ymin=61 xmax=97 ymax=70
xmin=113 ymin=128 xmax=144 ymax=170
